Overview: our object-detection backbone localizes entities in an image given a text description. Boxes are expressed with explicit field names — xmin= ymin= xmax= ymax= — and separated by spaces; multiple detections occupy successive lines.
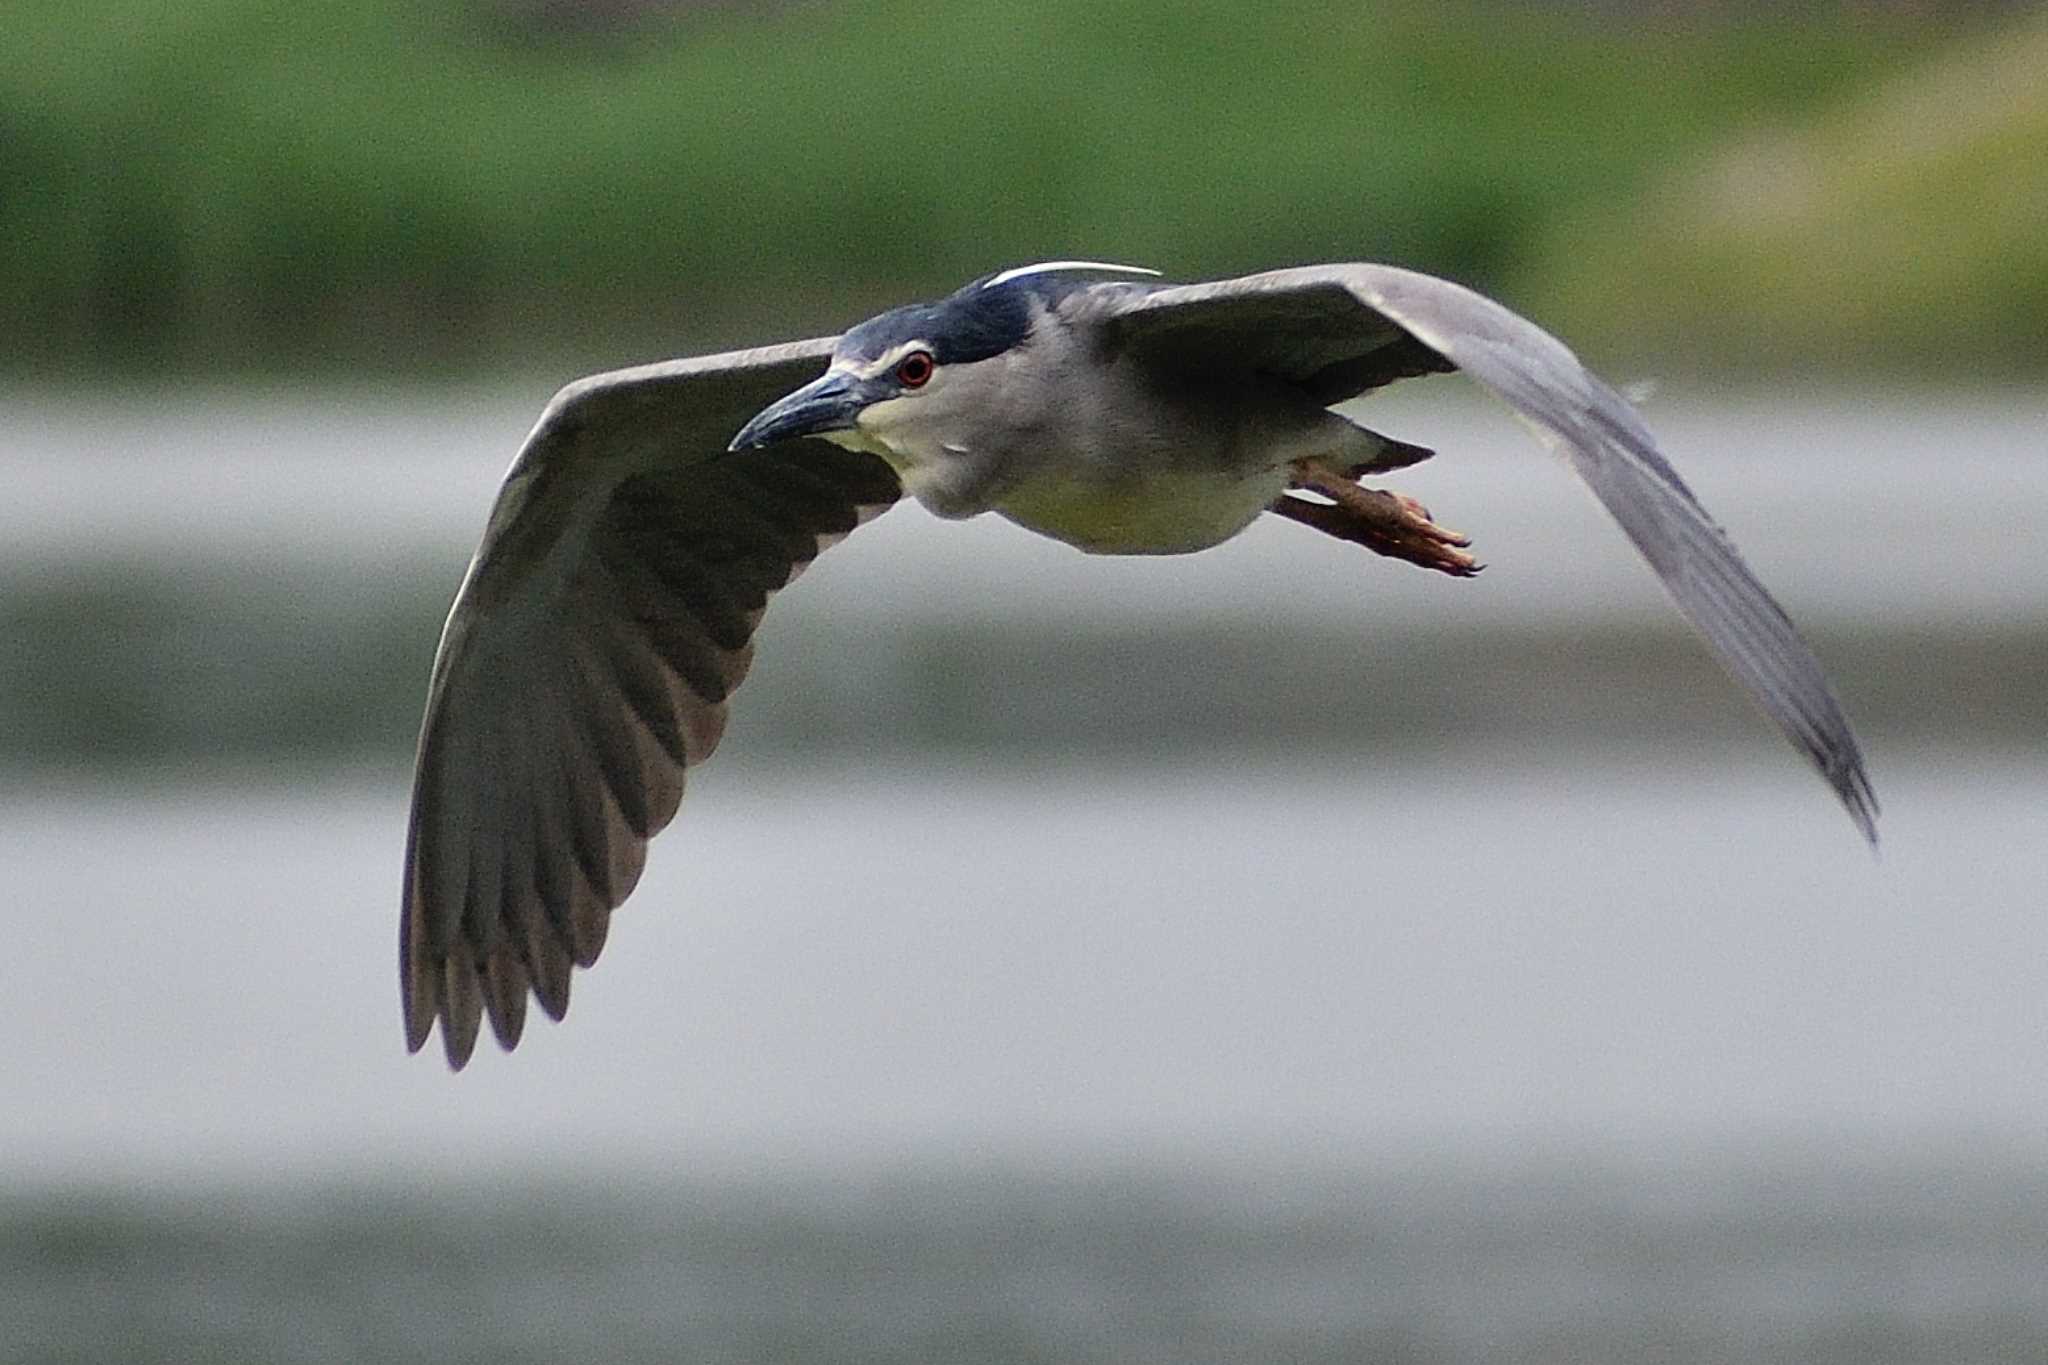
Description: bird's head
xmin=728 ymin=262 xmax=1160 ymax=479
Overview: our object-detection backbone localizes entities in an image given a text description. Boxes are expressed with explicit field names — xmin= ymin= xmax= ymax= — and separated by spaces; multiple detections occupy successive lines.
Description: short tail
xmin=1340 ymin=418 xmax=1435 ymax=476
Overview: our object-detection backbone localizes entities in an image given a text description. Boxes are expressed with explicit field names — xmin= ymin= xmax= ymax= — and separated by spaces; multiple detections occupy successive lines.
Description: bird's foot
xmin=1275 ymin=458 xmax=1481 ymax=577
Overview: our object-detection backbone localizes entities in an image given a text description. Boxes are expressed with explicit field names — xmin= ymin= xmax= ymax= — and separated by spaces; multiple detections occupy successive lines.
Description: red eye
xmin=895 ymin=351 xmax=934 ymax=388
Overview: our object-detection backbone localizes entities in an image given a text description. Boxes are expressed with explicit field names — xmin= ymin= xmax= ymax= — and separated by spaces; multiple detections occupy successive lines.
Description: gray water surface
xmin=5 ymin=754 xmax=2041 ymax=1182
xmin=10 ymin=1150 xmax=2048 ymax=1364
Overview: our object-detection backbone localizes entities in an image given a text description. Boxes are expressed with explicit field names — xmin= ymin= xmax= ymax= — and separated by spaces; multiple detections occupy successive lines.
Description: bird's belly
xmin=991 ymin=464 xmax=1290 ymax=555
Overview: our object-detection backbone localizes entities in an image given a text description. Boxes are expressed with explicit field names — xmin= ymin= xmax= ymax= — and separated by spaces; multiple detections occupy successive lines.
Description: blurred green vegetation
xmin=1525 ymin=8 xmax=2048 ymax=375
xmin=0 ymin=0 xmax=2033 ymax=380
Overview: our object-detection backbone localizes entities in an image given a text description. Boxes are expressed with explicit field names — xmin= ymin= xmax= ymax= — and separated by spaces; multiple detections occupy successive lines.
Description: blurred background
xmin=5 ymin=1 xmax=2046 ymax=1361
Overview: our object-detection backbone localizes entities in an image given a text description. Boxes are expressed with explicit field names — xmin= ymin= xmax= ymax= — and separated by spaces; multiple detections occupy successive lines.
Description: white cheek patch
xmin=847 ymin=355 xmax=1004 ymax=477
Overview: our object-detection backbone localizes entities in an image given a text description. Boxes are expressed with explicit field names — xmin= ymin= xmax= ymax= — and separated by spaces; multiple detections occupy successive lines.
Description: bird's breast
xmin=990 ymin=462 xmax=1290 ymax=555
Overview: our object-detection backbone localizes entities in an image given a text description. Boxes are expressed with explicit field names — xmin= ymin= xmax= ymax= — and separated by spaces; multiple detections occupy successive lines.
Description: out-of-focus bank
xmin=3 ymin=387 xmax=2040 ymax=774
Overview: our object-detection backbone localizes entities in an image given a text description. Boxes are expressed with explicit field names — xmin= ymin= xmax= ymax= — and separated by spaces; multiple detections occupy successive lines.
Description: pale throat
xmin=830 ymin=394 xmax=937 ymax=475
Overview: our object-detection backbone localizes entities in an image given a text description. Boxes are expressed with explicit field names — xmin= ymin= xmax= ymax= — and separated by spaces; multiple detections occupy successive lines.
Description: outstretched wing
xmin=1108 ymin=265 xmax=1879 ymax=843
xmin=402 ymin=339 xmax=902 ymax=1068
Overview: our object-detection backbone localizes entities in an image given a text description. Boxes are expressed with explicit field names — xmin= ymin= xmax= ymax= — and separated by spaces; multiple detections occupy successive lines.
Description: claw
xmin=1384 ymin=491 xmax=1469 ymax=544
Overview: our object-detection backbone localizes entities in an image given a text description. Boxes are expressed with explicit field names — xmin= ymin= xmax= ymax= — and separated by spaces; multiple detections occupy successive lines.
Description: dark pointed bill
xmin=728 ymin=369 xmax=868 ymax=451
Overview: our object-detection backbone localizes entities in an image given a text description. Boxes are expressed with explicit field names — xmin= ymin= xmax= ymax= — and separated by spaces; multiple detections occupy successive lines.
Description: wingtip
xmin=1830 ymin=755 xmax=1881 ymax=851
xmin=482 ymin=952 xmax=530 ymax=1052
xmin=440 ymin=1012 xmax=478 ymax=1071
xmin=400 ymin=918 xmax=439 ymax=1055
xmin=1849 ymin=781 xmax=1881 ymax=853
xmin=440 ymin=957 xmax=485 ymax=1069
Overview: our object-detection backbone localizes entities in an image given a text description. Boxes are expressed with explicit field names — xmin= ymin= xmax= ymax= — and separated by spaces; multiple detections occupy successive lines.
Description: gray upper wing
xmin=1098 ymin=271 xmax=1453 ymax=403
xmin=402 ymin=338 xmax=902 ymax=1068
xmin=1107 ymin=265 xmax=1878 ymax=843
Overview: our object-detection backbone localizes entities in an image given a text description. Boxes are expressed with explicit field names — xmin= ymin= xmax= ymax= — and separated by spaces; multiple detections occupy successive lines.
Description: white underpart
xmin=981 ymin=261 xmax=1161 ymax=289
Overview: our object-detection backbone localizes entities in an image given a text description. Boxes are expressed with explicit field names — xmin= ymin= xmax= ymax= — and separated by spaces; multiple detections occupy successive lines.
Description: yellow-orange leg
xmin=1273 ymin=456 xmax=1481 ymax=577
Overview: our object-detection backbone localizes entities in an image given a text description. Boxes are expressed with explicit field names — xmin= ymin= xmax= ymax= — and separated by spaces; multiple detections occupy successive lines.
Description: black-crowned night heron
xmin=402 ymin=260 xmax=1878 ymax=1068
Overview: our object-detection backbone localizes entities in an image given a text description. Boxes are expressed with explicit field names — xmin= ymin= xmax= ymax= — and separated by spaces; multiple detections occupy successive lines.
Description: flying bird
xmin=401 ymin=261 xmax=1878 ymax=1068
